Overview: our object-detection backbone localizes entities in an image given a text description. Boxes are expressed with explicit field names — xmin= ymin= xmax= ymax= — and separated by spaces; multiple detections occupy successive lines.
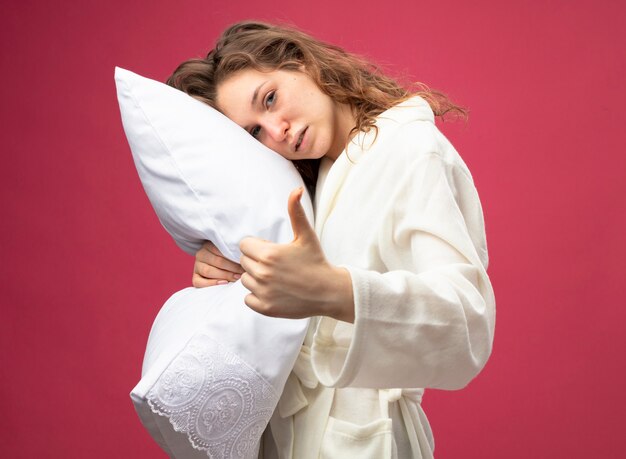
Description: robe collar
xmin=313 ymin=95 xmax=434 ymax=236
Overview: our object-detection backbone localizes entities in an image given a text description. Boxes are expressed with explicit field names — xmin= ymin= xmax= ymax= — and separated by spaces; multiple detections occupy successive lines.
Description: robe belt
xmin=278 ymin=345 xmax=318 ymax=418
xmin=277 ymin=345 xmax=427 ymax=458
xmin=379 ymin=388 xmax=425 ymax=459
xmin=379 ymin=388 xmax=424 ymax=406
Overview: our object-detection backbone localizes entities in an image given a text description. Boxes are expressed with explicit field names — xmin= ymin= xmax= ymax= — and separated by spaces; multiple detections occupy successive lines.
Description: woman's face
xmin=216 ymin=67 xmax=354 ymax=161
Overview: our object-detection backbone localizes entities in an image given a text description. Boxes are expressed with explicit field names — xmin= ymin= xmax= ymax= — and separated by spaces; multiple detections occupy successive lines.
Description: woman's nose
xmin=264 ymin=114 xmax=289 ymax=143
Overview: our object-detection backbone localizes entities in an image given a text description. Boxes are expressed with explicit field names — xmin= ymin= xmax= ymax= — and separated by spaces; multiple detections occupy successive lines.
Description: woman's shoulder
xmin=365 ymin=96 xmax=441 ymax=158
xmin=372 ymin=96 xmax=440 ymax=150
xmin=348 ymin=96 xmax=436 ymax=154
xmin=354 ymin=96 xmax=471 ymax=177
xmin=376 ymin=95 xmax=436 ymax=126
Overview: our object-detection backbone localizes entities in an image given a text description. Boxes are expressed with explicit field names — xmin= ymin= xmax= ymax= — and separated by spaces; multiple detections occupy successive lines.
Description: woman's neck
xmin=325 ymin=102 xmax=357 ymax=162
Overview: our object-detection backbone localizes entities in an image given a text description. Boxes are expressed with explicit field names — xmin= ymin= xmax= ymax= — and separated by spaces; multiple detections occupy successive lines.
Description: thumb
xmin=288 ymin=186 xmax=314 ymax=241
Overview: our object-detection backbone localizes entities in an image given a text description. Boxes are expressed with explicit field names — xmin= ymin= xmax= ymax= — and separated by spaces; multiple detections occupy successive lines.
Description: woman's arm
xmin=311 ymin=151 xmax=495 ymax=390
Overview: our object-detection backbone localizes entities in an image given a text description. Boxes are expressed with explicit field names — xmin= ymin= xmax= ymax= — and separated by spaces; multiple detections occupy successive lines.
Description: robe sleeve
xmin=311 ymin=148 xmax=496 ymax=390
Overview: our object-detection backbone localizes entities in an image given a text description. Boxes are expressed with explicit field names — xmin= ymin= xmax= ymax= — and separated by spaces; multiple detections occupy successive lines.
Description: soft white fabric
xmin=115 ymin=67 xmax=312 ymax=260
xmin=131 ymin=285 xmax=309 ymax=458
xmin=115 ymin=67 xmax=311 ymax=458
xmin=265 ymin=96 xmax=496 ymax=459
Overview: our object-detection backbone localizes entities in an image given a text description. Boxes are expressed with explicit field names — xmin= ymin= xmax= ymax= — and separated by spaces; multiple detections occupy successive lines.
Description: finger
xmin=239 ymin=255 xmax=271 ymax=283
xmin=239 ymin=237 xmax=275 ymax=262
xmin=192 ymin=272 xmax=230 ymax=288
xmin=202 ymin=240 xmax=225 ymax=258
xmin=239 ymin=271 xmax=259 ymax=295
xmin=201 ymin=240 xmax=215 ymax=252
xmin=198 ymin=244 xmax=244 ymax=273
xmin=287 ymin=187 xmax=314 ymax=241
xmin=243 ymin=293 xmax=269 ymax=315
xmin=197 ymin=241 xmax=222 ymax=262
xmin=195 ymin=262 xmax=242 ymax=282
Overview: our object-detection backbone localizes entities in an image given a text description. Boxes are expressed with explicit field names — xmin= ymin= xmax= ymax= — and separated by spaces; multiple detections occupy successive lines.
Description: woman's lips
xmin=296 ymin=127 xmax=308 ymax=152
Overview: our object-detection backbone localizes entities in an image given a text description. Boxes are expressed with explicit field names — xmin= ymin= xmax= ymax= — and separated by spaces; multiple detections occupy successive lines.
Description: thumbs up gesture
xmin=239 ymin=187 xmax=355 ymax=322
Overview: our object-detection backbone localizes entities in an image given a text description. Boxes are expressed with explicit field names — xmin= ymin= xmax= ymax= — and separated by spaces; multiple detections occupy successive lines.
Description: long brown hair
xmin=167 ymin=20 xmax=466 ymax=189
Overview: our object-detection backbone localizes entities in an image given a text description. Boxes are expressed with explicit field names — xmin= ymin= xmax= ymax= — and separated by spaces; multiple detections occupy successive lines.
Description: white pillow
xmin=115 ymin=66 xmax=312 ymax=260
xmin=115 ymin=67 xmax=311 ymax=458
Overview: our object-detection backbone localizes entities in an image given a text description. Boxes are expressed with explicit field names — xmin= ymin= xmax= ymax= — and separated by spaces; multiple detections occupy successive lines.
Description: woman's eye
xmin=265 ymin=91 xmax=276 ymax=108
xmin=249 ymin=91 xmax=275 ymax=138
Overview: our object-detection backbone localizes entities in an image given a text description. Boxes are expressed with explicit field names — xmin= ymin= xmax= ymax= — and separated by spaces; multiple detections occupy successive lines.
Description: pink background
xmin=2 ymin=0 xmax=625 ymax=457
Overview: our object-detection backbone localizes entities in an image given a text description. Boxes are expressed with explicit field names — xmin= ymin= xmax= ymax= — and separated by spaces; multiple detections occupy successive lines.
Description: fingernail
xmin=217 ymin=280 xmax=228 ymax=285
xmin=233 ymin=274 xmax=241 ymax=279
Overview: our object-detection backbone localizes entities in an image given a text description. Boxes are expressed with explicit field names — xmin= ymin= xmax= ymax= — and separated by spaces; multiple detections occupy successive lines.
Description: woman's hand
xmin=239 ymin=187 xmax=355 ymax=322
xmin=192 ymin=241 xmax=245 ymax=288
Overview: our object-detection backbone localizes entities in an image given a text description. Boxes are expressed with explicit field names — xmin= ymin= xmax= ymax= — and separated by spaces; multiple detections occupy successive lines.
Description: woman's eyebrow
xmin=251 ymin=81 xmax=269 ymax=108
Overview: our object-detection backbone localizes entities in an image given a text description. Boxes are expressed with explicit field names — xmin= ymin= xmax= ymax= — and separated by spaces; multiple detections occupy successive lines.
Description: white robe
xmin=263 ymin=96 xmax=496 ymax=459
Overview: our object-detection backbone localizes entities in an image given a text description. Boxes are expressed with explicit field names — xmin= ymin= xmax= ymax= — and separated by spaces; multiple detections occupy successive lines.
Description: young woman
xmin=167 ymin=20 xmax=495 ymax=459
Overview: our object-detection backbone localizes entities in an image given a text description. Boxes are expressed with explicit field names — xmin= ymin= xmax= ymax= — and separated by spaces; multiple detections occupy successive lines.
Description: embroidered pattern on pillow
xmin=146 ymin=334 xmax=278 ymax=458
